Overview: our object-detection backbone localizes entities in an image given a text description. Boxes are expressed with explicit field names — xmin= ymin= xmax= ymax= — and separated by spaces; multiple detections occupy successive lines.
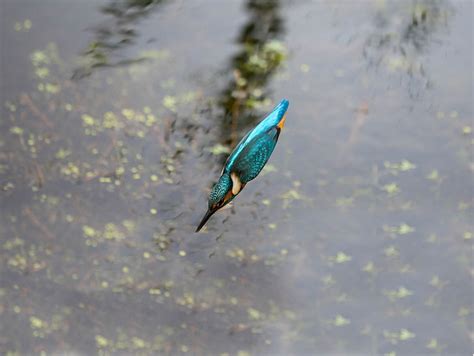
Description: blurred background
xmin=0 ymin=0 xmax=472 ymax=354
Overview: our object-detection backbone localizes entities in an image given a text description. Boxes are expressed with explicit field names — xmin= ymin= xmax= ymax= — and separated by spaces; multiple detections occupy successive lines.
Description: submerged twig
xmin=24 ymin=207 xmax=55 ymax=240
xmin=20 ymin=94 xmax=54 ymax=129
xmin=338 ymin=101 xmax=369 ymax=163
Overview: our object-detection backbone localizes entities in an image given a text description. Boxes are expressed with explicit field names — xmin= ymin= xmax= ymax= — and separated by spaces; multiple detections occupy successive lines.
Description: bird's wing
xmin=224 ymin=100 xmax=289 ymax=173
xmin=231 ymin=128 xmax=279 ymax=184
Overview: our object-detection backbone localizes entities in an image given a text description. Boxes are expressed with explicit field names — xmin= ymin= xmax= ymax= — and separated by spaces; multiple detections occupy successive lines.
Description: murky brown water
xmin=1 ymin=0 xmax=473 ymax=354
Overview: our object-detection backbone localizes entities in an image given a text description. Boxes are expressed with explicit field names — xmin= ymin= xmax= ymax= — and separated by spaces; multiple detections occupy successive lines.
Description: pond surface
xmin=0 ymin=0 xmax=473 ymax=354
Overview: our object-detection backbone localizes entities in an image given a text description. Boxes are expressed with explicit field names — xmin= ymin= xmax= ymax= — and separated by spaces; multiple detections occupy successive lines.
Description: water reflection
xmin=363 ymin=0 xmax=452 ymax=96
xmin=218 ymin=0 xmax=287 ymax=147
xmin=72 ymin=0 xmax=164 ymax=79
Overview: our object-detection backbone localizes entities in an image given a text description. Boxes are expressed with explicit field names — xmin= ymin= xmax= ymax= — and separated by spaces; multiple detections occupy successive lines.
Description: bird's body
xmin=196 ymin=99 xmax=289 ymax=232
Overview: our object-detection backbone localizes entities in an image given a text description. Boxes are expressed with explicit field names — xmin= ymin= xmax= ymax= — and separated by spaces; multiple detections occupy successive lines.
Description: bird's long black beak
xmin=195 ymin=209 xmax=216 ymax=232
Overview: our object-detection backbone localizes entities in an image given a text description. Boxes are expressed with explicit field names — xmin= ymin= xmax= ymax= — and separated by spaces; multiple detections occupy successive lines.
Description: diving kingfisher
xmin=196 ymin=99 xmax=289 ymax=232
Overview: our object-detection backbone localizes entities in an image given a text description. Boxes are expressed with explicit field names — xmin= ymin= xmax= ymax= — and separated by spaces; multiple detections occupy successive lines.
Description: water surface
xmin=0 ymin=0 xmax=473 ymax=354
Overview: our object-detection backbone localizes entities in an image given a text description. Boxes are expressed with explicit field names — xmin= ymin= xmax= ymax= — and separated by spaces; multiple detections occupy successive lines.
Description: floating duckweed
xmin=463 ymin=231 xmax=473 ymax=240
xmin=429 ymin=275 xmax=443 ymax=288
xmin=462 ymin=126 xmax=472 ymax=134
xmin=81 ymin=114 xmax=95 ymax=126
xmin=10 ymin=126 xmax=23 ymax=135
xmin=3 ymin=237 xmax=24 ymax=250
xmin=280 ymin=189 xmax=304 ymax=201
xmin=247 ymin=307 xmax=261 ymax=320
xmin=101 ymin=281 xmax=108 ymax=288
xmin=145 ymin=114 xmax=157 ymax=126
xmin=362 ymin=261 xmax=375 ymax=273
xmin=55 ymin=148 xmax=71 ymax=159
xmin=384 ymin=329 xmax=415 ymax=344
xmin=8 ymin=254 xmax=27 ymax=270
xmin=334 ymin=252 xmax=352 ymax=264
xmin=268 ymin=223 xmax=276 ymax=229
xmin=35 ymin=67 xmax=49 ymax=79
xmin=143 ymin=252 xmax=151 ymax=259
xmin=150 ymin=208 xmax=157 ymax=215
xmin=82 ymin=225 xmax=96 ymax=238
xmin=398 ymin=223 xmax=414 ymax=234
xmin=399 ymin=329 xmax=415 ymax=340
xmin=103 ymin=223 xmax=125 ymax=241
xmin=178 ymin=250 xmax=186 ymax=257
xmin=206 ymin=144 xmax=231 ymax=155
xmin=122 ymin=220 xmax=135 ymax=232
xmin=336 ymin=196 xmax=354 ymax=207
xmin=30 ymin=50 xmax=49 ymax=66
xmin=150 ymin=175 xmax=158 ymax=182
xmin=384 ymin=286 xmax=413 ymax=301
xmin=426 ymin=338 xmax=439 ymax=349
xmin=13 ymin=306 xmax=21 ymax=313
xmin=115 ymin=166 xmax=125 ymax=176
xmin=261 ymin=199 xmax=271 ymax=205
xmin=3 ymin=182 xmax=15 ymax=192
xmin=95 ymin=335 xmax=109 ymax=348
xmin=30 ymin=316 xmax=44 ymax=329
xmin=65 ymin=103 xmax=73 ymax=111
xmin=383 ymin=223 xmax=415 ymax=235
xmin=103 ymin=112 xmax=122 ymax=129
xmin=384 ymin=160 xmax=416 ymax=174
xmin=163 ymin=96 xmax=177 ymax=112
xmin=300 ymin=63 xmax=310 ymax=73
xmin=261 ymin=164 xmax=277 ymax=174
xmin=384 ymin=245 xmax=399 ymax=257
xmin=14 ymin=19 xmax=32 ymax=32
xmin=122 ymin=108 xmax=135 ymax=120
xmin=333 ymin=314 xmax=350 ymax=326
xmin=426 ymin=170 xmax=440 ymax=181
xmin=149 ymin=288 xmax=161 ymax=295
xmin=226 ymin=248 xmax=245 ymax=260
xmin=458 ymin=307 xmax=470 ymax=317
xmin=181 ymin=345 xmax=189 ymax=352
xmin=448 ymin=110 xmax=458 ymax=118
xmin=45 ymin=83 xmax=60 ymax=94
xmin=132 ymin=337 xmax=146 ymax=349
xmin=383 ymin=183 xmax=400 ymax=196
xmin=322 ymin=275 xmax=335 ymax=286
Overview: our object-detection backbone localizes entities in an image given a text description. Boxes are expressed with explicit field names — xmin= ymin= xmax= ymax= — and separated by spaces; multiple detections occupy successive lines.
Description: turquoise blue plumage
xmin=232 ymin=128 xmax=279 ymax=183
xmin=196 ymin=99 xmax=289 ymax=232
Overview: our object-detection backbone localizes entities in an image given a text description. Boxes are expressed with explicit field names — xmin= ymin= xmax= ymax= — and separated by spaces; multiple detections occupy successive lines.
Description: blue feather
xmin=224 ymin=99 xmax=289 ymax=173
xmin=232 ymin=128 xmax=279 ymax=183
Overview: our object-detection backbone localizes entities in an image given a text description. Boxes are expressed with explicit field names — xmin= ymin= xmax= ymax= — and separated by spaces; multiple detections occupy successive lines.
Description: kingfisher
xmin=196 ymin=99 xmax=289 ymax=232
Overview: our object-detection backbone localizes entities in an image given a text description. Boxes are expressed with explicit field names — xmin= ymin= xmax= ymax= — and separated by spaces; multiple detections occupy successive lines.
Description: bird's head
xmin=196 ymin=174 xmax=234 ymax=232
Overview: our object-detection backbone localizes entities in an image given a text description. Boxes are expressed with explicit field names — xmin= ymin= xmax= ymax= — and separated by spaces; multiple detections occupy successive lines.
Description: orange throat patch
xmin=277 ymin=114 xmax=286 ymax=129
